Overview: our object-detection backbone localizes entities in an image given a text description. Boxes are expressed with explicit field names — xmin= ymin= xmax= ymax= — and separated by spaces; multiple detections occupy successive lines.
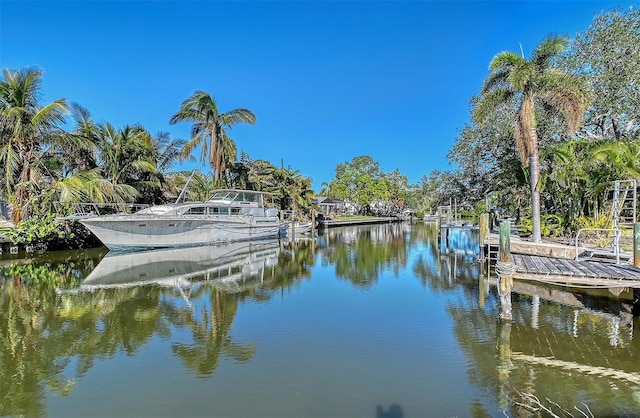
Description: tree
xmin=561 ymin=9 xmax=640 ymax=141
xmin=0 ymin=67 xmax=69 ymax=222
xmin=474 ymin=35 xmax=587 ymax=242
xmin=140 ymin=131 xmax=189 ymax=203
xmin=169 ymin=91 xmax=256 ymax=186
xmin=264 ymin=162 xmax=313 ymax=213
xmin=448 ymin=96 xmax=527 ymax=215
xmin=228 ymin=152 xmax=274 ymax=191
xmin=380 ymin=169 xmax=410 ymax=215
xmin=328 ymin=155 xmax=389 ymax=215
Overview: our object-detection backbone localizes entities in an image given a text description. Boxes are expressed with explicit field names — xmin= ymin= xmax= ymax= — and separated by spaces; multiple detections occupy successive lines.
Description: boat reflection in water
xmin=74 ymin=240 xmax=280 ymax=293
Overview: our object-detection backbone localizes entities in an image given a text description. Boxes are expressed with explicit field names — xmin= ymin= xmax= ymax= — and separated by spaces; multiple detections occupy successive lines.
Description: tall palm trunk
xmin=523 ymin=93 xmax=542 ymax=243
xmin=530 ymin=152 xmax=542 ymax=243
xmin=14 ymin=146 xmax=34 ymax=222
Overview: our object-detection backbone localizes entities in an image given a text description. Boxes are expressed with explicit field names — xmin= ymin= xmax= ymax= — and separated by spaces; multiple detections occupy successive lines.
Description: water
xmin=2 ymin=222 xmax=640 ymax=417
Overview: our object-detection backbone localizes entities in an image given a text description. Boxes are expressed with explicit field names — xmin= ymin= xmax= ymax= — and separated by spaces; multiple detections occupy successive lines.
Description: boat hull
xmin=80 ymin=215 xmax=280 ymax=251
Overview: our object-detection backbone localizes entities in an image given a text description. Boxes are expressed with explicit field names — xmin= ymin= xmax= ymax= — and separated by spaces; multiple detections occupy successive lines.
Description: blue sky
xmin=0 ymin=1 xmax=634 ymax=191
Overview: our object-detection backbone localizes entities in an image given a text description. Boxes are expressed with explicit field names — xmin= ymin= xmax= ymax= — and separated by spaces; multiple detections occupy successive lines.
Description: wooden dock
xmin=485 ymin=233 xmax=580 ymax=259
xmin=511 ymin=254 xmax=640 ymax=288
xmin=316 ymin=216 xmax=401 ymax=228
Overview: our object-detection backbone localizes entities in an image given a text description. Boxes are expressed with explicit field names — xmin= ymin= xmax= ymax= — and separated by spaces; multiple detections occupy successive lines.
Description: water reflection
xmin=1 ymin=223 xmax=640 ymax=416
xmin=76 ymin=240 xmax=280 ymax=291
xmin=0 ymin=240 xmax=308 ymax=416
xmin=316 ymin=223 xmax=411 ymax=289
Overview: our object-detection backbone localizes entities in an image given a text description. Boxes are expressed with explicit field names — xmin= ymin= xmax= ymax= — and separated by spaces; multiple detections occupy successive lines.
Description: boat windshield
xmin=208 ymin=191 xmax=237 ymax=202
xmin=208 ymin=190 xmax=263 ymax=204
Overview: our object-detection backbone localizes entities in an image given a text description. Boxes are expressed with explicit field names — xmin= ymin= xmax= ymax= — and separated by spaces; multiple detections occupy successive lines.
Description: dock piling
xmin=479 ymin=213 xmax=489 ymax=259
xmin=498 ymin=221 xmax=513 ymax=321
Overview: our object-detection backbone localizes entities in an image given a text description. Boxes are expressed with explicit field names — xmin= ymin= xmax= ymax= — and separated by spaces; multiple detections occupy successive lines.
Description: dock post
xmin=634 ymin=223 xmax=640 ymax=268
xmin=439 ymin=225 xmax=449 ymax=253
xmin=499 ymin=221 xmax=511 ymax=262
xmin=479 ymin=213 xmax=489 ymax=260
xmin=498 ymin=221 xmax=513 ymax=321
xmin=634 ymin=223 xmax=640 ymax=316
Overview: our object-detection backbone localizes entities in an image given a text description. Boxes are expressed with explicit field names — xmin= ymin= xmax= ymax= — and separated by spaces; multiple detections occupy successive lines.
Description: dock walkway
xmin=317 ymin=217 xmax=401 ymax=228
xmin=510 ymin=254 xmax=640 ymax=288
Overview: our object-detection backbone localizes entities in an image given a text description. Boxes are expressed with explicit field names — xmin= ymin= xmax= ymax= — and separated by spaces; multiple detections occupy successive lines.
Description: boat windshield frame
xmin=207 ymin=189 xmax=271 ymax=206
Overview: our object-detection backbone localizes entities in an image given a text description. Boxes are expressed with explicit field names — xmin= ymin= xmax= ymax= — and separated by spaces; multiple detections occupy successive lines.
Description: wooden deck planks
xmin=584 ymin=261 xmax=622 ymax=279
xmin=514 ymin=254 xmax=540 ymax=274
xmin=511 ymin=254 xmax=640 ymax=285
xmin=605 ymin=264 xmax=640 ymax=280
xmin=533 ymin=256 xmax=565 ymax=275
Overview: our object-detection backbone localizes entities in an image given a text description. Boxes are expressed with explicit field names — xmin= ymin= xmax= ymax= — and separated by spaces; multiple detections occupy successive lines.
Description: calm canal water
xmin=2 ymin=222 xmax=640 ymax=417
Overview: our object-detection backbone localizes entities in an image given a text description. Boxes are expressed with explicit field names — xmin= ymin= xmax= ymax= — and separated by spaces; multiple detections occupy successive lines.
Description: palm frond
xmin=220 ymin=108 xmax=257 ymax=126
xmin=531 ymin=34 xmax=568 ymax=69
xmin=489 ymin=51 xmax=524 ymax=72
xmin=508 ymin=61 xmax=537 ymax=92
xmin=481 ymin=67 xmax=511 ymax=94
xmin=32 ymin=99 xmax=69 ymax=131
xmin=472 ymin=88 xmax=514 ymax=124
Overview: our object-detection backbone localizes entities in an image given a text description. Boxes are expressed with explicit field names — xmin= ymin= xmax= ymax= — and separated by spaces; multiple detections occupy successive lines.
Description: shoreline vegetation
xmin=1 ymin=8 xmax=639 ymax=255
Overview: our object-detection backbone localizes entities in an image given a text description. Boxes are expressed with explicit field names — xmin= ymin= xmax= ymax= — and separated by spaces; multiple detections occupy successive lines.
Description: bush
xmin=573 ymin=215 xmax=613 ymax=231
xmin=519 ymin=214 xmax=564 ymax=237
xmin=6 ymin=214 xmax=100 ymax=250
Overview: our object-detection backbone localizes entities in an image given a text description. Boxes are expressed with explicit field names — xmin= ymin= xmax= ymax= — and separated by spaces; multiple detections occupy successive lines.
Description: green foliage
xmin=6 ymin=263 xmax=80 ymax=289
xmin=169 ymin=90 xmax=256 ymax=185
xmin=574 ymin=215 xmax=613 ymax=231
xmin=1 ymin=214 xmax=101 ymax=250
xmin=6 ymin=214 xmax=69 ymax=245
xmin=327 ymin=155 xmax=410 ymax=216
xmin=560 ymin=8 xmax=640 ymax=141
xmin=519 ymin=214 xmax=564 ymax=237
xmin=572 ymin=215 xmax=618 ymax=248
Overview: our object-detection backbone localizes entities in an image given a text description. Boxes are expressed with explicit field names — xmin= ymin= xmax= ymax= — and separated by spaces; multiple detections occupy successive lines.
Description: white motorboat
xmin=279 ymin=221 xmax=314 ymax=236
xmin=79 ymin=189 xmax=280 ymax=251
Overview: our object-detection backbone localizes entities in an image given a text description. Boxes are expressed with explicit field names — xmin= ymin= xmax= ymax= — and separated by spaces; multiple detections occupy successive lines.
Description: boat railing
xmin=54 ymin=202 xmax=150 ymax=218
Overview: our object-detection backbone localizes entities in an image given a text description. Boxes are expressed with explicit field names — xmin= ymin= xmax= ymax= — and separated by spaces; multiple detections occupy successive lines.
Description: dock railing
xmin=575 ymin=228 xmax=622 ymax=264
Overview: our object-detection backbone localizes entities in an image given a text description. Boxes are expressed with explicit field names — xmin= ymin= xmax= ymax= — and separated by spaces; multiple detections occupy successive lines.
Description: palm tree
xmin=169 ymin=91 xmax=256 ymax=186
xmin=96 ymin=123 xmax=157 ymax=189
xmin=473 ymin=35 xmax=587 ymax=242
xmin=38 ymin=106 xmax=143 ymax=211
xmin=265 ymin=162 xmax=313 ymax=213
xmin=0 ymin=67 xmax=69 ymax=222
xmin=138 ymin=131 xmax=189 ymax=203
